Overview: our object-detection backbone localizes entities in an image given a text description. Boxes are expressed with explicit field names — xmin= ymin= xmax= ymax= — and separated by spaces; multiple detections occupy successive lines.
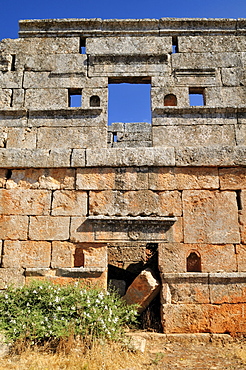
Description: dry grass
xmin=0 ymin=338 xmax=149 ymax=370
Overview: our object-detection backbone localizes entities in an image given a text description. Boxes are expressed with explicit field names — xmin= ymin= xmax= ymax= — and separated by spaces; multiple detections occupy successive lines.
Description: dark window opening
xmin=236 ymin=190 xmax=242 ymax=211
xmin=80 ymin=38 xmax=86 ymax=54
xmin=74 ymin=247 xmax=84 ymax=267
xmin=187 ymin=251 xmax=201 ymax=272
xmin=189 ymin=87 xmax=205 ymax=106
xmin=172 ymin=36 xmax=178 ymax=53
xmin=108 ymin=77 xmax=151 ymax=126
xmin=11 ymin=55 xmax=16 ymax=71
xmin=68 ymin=89 xmax=82 ymax=107
xmin=6 ymin=169 xmax=12 ymax=179
xmin=164 ymin=94 xmax=177 ymax=106
xmin=90 ymin=95 xmax=100 ymax=107
xmin=113 ymin=132 xmax=118 ymax=142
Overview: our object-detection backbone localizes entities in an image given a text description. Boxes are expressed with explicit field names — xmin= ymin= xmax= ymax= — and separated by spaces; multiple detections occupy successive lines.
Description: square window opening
xmin=108 ymin=77 xmax=151 ymax=126
xmin=189 ymin=88 xmax=205 ymax=106
xmin=69 ymin=89 xmax=82 ymax=107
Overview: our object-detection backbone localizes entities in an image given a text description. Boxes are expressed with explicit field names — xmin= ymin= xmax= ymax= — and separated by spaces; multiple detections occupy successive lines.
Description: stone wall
xmin=0 ymin=17 xmax=246 ymax=334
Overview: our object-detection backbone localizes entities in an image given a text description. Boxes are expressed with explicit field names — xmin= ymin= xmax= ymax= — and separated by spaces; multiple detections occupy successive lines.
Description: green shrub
xmin=0 ymin=281 xmax=138 ymax=343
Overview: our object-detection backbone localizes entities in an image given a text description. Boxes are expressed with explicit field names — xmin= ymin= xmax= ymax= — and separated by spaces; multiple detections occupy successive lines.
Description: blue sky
xmin=1 ymin=0 xmax=246 ymax=124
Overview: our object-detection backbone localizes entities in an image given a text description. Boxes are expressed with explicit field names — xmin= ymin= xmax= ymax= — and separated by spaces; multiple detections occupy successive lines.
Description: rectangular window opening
xmin=80 ymin=38 xmax=86 ymax=54
xmin=11 ymin=55 xmax=16 ymax=71
xmin=113 ymin=132 xmax=118 ymax=142
xmin=68 ymin=89 xmax=82 ymax=107
xmin=189 ymin=87 xmax=205 ymax=106
xmin=108 ymin=77 xmax=151 ymax=126
xmin=236 ymin=190 xmax=242 ymax=211
xmin=172 ymin=36 xmax=178 ymax=53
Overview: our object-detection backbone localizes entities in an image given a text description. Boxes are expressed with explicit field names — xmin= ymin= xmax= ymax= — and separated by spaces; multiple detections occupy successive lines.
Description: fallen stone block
xmin=123 ymin=268 xmax=160 ymax=313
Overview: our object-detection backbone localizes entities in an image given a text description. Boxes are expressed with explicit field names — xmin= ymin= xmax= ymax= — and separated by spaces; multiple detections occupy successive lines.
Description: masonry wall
xmin=0 ymin=17 xmax=246 ymax=334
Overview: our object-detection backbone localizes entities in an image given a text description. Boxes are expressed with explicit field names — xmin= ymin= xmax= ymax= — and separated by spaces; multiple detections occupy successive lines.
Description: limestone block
xmin=219 ymin=167 xmax=246 ymax=190
xmin=0 ymin=169 xmax=7 ymax=188
xmin=71 ymin=149 xmax=86 ymax=167
xmin=25 ymin=88 xmax=68 ymax=109
xmin=70 ymin=217 xmax=95 ymax=243
xmin=158 ymin=243 xmax=237 ymax=273
xmin=151 ymin=87 xmax=189 ymax=108
xmin=221 ymin=67 xmax=245 ymax=86
xmin=51 ymin=241 xmax=76 ymax=268
xmin=0 ymin=110 xmax=27 ymax=128
xmin=108 ymin=245 xmax=146 ymax=264
xmin=6 ymin=127 xmax=37 ymax=149
xmin=153 ymin=125 xmax=235 ymax=147
xmin=173 ymin=69 xmax=219 ymax=87
xmin=206 ymin=87 xmax=246 ymax=107
xmin=89 ymin=190 xmax=182 ymax=216
xmin=0 ymin=148 xmax=71 ymax=168
xmin=123 ymin=268 xmax=161 ymax=313
xmin=0 ymin=89 xmax=12 ymax=108
xmin=52 ymin=190 xmax=87 ymax=216
xmin=6 ymin=168 xmax=75 ymax=190
xmin=178 ymin=36 xmax=245 ymax=53
xmin=236 ymin=244 xmax=246 ymax=271
xmin=18 ymin=37 xmax=80 ymax=54
xmin=85 ymin=148 xmax=175 ymax=167
xmin=0 ymin=268 xmax=25 ymax=289
xmin=0 ymin=128 xmax=7 ymax=147
xmin=235 ymin=124 xmax=246 ymax=146
xmin=76 ymin=168 xmax=115 ymax=190
xmin=37 ymin=127 xmax=107 ymax=149
xmin=12 ymin=89 xmax=25 ymax=108
xmin=209 ymin=273 xmax=246 ymax=304
xmin=171 ymin=52 xmax=241 ymax=70
xmin=183 ymin=190 xmax=240 ymax=244
xmin=0 ymin=53 xmax=11 ymax=71
xmin=161 ymin=273 xmax=210 ymax=304
xmin=74 ymin=87 xmax=108 ymax=110
xmin=0 ymin=189 xmax=51 ymax=215
xmin=149 ymin=167 xmax=219 ymax=191
xmin=0 ymin=72 xmax=22 ymax=89
xmin=0 ymin=215 xmax=28 ymax=240
xmin=29 ymin=216 xmax=70 ymax=240
xmin=2 ymin=240 xmax=51 ymax=268
xmin=175 ymin=146 xmax=246 ymax=167
xmin=162 ymin=304 xmax=210 ymax=333
xmin=239 ymin=190 xmax=246 ymax=243
xmin=21 ymin=54 xmax=87 ymax=73
xmin=209 ymin=303 xmax=246 ymax=334
xmin=114 ymin=167 xmax=149 ymax=190
xmin=87 ymin=36 xmax=172 ymax=55
xmin=23 ymin=71 xmax=86 ymax=89
xmin=83 ymin=244 xmax=107 ymax=269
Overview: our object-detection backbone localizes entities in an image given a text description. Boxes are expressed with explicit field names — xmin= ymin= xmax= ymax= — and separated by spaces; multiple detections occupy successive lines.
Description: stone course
xmin=0 ymin=17 xmax=245 ymax=334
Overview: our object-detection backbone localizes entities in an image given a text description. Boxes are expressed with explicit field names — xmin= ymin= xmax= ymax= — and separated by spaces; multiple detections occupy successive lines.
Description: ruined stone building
xmin=0 ymin=17 xmax=246 ymax=334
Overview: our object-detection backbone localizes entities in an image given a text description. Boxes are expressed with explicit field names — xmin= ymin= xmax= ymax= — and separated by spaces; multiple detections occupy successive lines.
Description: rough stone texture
xmin=51 ymin=190 xmax=87 ymax=216
xmin=123 ymin=268 xmax=161 ymax=313
xmin=2 ymin=240 xmax=51 ymax=268
xmin=159 ymin=243 xmax=237 ymax=273
xmin=29 ymin=216 xmax=70 ymax=240
xmin=183 ymin=190 xmax=240 ymax=244
xmin=0 ymin=17 xmax=246 ymax=334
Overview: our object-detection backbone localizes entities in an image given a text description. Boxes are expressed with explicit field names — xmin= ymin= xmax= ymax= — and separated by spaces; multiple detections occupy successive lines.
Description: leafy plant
xmin=0 ymin=281 xmax=138 ymax=343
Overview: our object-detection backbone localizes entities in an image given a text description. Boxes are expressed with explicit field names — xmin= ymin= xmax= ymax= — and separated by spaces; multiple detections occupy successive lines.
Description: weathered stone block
xmin=83 ymin=244 xmax=107 ymax=269
xmin=51 ymin=241 xmax=76 ymax=268
xmin=158 ymin=243 xmax=237 ymax=273
xmin=171 ymin=52 xmax=241 ymax=70
xmin=151 ymin=86 xmax=189 ymax=108
xmin=236 ymin=244 xmax=246 ymax=271
xmin=0 ymin=215 xmax=28 ymax=240
xmin=178 ymin=36 xmax=245 ymax=53
xmin=89 ymin=190 xmax=182 ymax=216
xmin=183 ymin=190 xmax=240 ymax=244
xmin=70 ymin=217 xmax=95 ymax=243
xmin=19 ymin=37 xmax=80 ymax=55
xmin=161 ymin=273 xmax=210 ymax=304
xmin=6 ymin=168 xmax=75 ymax=190
xmin=23 ymin=71 xmax=86 ymax=89
xmin=123 ymin=268 xmax=161 ymax=313
xmin=209 ymin=273 xmax=246 ymax=304
xmin=29 ymin=216 xmax=70 ymax=240
xmin=239 ymin=190 xmax=246 ymax=243
xmin=219 ymin=167 xmax=246 ymax=190
xmin=52 ymin=190 xmax=87 ymax=216
xmin=87 ymin=36 xmax=172 ymax=55
xmin=2 ymin=240 xmax=51 ymax=268
xmin=221 ymin=67 xmax=244 ymax=86
xmin=0 ymin=72 xmax=22 ymax=89
xmin=25 ymin=88 xmax=68 ymax=109
xmin=0 ymin=268 xmax=25 ymax=289
xmin=209 ymin=303 xmax=246 ymax=334
xmin=6 ymin=127 xmax=37 ymax=149
xmin=206 ymin=87 xmax=246 ymax=107
xmin=76 ymin=168 xmax=115 ymax=190
xmin=153 ymin=125 xmax=235 ymax=147
xmin=0 ymin=189 xmax=51 ymax=215
xmin=37 ymin=127 xmax=107 ymax=149
xmin=0 ymin=89 xmax=12 ymax=108
xmin=149 ymin=167 xmax=219 ymax=190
